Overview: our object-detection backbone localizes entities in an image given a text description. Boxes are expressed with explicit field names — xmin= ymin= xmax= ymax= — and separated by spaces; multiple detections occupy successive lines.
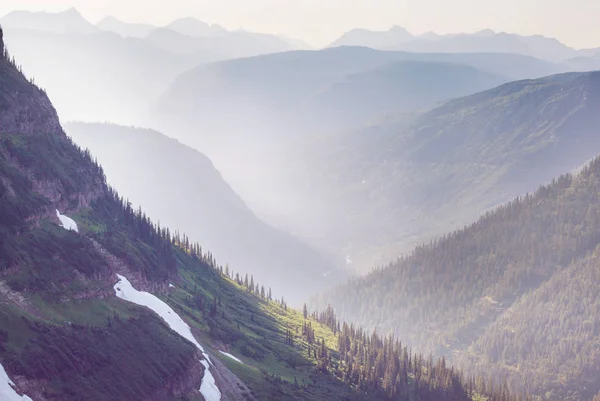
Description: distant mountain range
xmin=0 ymin=8 xmax=307 ymax=52
xmin=0 ymin=8 xmax=310 ymax=125
xmin=300 ymin=71 xmax=600 ymax=268
xmin=2 ymin=27 xmax=219 ymax=126
xmin=66 ymin=122 xmax=343 ymax=304
xmin=96 ymin=16 xmax=156 ymax=38
xmin=153 ymin=46 xmax=569 ymax=266
xmin=330 ymin=26 xmax=600 ymax=63
xmin=0 ymin=7 xmax=98 ymax=34
xmin=145 ymin=27 xmax=301 ymax=58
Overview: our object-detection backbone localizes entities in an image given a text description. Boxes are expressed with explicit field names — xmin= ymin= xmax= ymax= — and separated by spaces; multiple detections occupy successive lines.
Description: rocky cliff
xmin=0 ymin=37 xmax=62 ymax=136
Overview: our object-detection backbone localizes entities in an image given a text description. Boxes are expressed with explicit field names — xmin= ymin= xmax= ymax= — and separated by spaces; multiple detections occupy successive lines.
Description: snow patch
xmin=0 ymin=362 xmax=33 ymax=401
xmin=200 ymin=360 xmax=221 ymax=400
xmin=169 ymin=283 xmax=175 ymax=288
xmin=113 ymin=274 xmax=221 ymax=400
xmin=56 ymin=209 xmax=78 ymax=232
xmin=219 ymin=351 xmax=243 ymax=364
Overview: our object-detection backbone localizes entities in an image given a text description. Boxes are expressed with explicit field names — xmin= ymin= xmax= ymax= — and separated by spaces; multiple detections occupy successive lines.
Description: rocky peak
xmin=0 ymin=25 xmax=4 ymax=56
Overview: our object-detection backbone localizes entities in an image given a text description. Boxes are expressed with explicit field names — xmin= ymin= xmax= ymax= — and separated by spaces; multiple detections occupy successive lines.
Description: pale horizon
xmin=0 ymin=0 xmax=599 ymax=49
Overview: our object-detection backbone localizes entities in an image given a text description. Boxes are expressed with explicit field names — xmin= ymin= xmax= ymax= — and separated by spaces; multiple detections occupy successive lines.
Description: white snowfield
xmin=0 ymin=362 xmax=33 ymax=401
xmin=113 ymin=274 xmax=221 ymax=401
xmin=56 ymin=209 xmax=79 ymax=232
xmin=219 ymin=351 xmax=244 ymax=364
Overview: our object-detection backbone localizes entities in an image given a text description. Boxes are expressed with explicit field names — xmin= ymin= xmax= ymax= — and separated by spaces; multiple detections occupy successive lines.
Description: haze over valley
xmin=2 ymin=2 xmax=600 ymax=400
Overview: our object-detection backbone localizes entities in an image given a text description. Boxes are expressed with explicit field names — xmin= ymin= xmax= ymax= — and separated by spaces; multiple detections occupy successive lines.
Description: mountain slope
xmin=305 ymin=60 xmax=506 ymax=131
xmin=0 ymin=28 xmax=498 ymax=401
xmin=311 ymin=153 xmax=600 ymax=400
xmin=65 ymin=122 xmax=343 ymax=305
xmin=0 ymin=32 xmax=208 ymax=400
xmin=293 ymin=70 xmax=600 ymax=269
xmin=154 ymin=47 xmax=563 ymax=261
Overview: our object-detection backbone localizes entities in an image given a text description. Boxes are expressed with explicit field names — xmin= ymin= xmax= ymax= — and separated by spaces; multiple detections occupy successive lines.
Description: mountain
xmin=100 ymin=15 xmax=305 ymax=57
xmin=97 ymin=16 xmax=156 ymax=38
xmin=330 ymin=28 xmax=592 ymax=62
xmin=0 ymin=27 xmax=500 ymax=401
xmin=305 ymin=60 xmax=506 ymax=131
xmin=330 ymin=26 xmax=414 ymax=48
xmin=1 ymin=11 xmax=302 ymax=124
xmin=144 ymin=28 xmax=224 ymax=55
xmin=154 ymin=46 xmax=566 ymax=266
xmin=563 ymin=54 xmax=600 ymax=72
xmin=312 ymin=154 xmax=600 ymax=400
xmin=166 ymin=17 xmax=228 ymax=37
xmin=0 ymin=8 xmax=98 ymax=35
xmin=396 ymin=32 xmax=579 ymax=62
xmin=146 ymin=27 xmax=300 ymax=58
xmin=293 ymin=71 xmax=600 ymax=270
xmin=2 ymin=27 xmax=220 ymax=125
xmin=65 ymin=122 xmax=343 ymax=305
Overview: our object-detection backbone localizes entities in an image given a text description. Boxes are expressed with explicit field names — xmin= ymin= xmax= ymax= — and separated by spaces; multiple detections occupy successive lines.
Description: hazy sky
xmin=0 ymin=0 xmax=598 ymax=48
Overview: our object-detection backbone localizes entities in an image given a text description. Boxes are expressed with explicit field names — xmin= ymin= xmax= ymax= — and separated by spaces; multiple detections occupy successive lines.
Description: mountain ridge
xmin=65 ymin=122 xmax=344 ymax=305
xmin=329 ymin=26 xmax=598 ymax=62
xmin=0 ymin=8 xmax=98 ymax=35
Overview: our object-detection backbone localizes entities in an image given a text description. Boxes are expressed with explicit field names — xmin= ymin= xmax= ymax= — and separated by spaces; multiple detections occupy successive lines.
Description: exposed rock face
xmin=148 ymin=351 xmax=206 ymax=401
xmin=0 ymin=37 xmax=104 ymax=217
xmin=0 ymin=34 xmax=62 ymax=136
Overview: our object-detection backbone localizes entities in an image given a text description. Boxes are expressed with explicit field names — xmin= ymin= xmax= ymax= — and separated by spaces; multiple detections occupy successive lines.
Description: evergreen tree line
xmin=303 ymin=305 xmax=526 ymax=401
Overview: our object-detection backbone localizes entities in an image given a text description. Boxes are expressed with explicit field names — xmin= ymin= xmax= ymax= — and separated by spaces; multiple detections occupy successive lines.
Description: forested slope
xmin=312 ymin=153 xmax=600 ymax=400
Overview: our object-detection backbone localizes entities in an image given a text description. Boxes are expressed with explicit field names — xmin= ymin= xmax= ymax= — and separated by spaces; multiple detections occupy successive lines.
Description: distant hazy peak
xmin=97 ymin=15 xmax=157 ymax=38
xmin=0 ymin=7 xmax=98 ymax=35
xmin=344 ymin=25 xmax=412 ymax=35
xmin=2 ymin=7 xmax=82 ymax=20
xmin=473 ymin=28 xmax=496 ymax=37
xmin=389 ymin=25 xmax=412 ymax=34
xmin=167 ymin=17 xmax=228 ymax=37
xmin=330 ymin=25 xmax=414 ymax=48
xmin=170 ymin=17 xmax=209 ymax=28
